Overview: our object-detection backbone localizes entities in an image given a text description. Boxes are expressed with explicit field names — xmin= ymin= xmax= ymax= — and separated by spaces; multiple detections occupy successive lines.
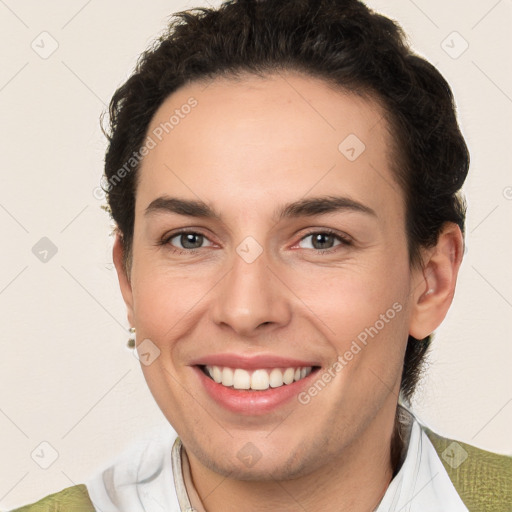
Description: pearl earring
xmin=127 ymin=327 xmax=136 ymax=348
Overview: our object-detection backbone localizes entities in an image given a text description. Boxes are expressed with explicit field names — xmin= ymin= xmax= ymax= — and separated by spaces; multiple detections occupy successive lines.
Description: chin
xmin=190 ymin=436 xmax=327 ymax=482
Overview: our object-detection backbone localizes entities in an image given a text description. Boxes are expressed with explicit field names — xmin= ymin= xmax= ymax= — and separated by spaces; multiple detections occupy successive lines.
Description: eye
xmin=165 ymin=231 xmax=214 ymax=250
xmin=297 ymin=231 xmax=350 ymax=251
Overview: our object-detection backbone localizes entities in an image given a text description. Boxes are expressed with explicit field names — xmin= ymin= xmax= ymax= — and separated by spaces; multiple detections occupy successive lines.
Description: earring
xmin=127 ymin=327 xmax=136 ymax=349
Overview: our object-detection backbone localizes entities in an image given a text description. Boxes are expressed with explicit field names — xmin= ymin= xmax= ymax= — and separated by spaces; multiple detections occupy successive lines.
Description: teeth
xmin=283 ymin=368 xmax=295 ymax=384
xmin=233 ymin=369 xmax=250 ymax=389
xmin=251 ymin=369 xmax=269 ymax=390
xmin=269 ymin=368 xmax=283 ymax=388
xmin=222 ymin=367 xmax=234 ymax=387
xmin=205 ymin=365 xmax=313 ymax=390
xmin=212 ymin=366 xmax=222 ymax=383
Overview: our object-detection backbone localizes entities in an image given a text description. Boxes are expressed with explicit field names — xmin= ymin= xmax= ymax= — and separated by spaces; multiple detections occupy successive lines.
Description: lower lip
xmin=194 ymin=366 xmax=318 ymax=415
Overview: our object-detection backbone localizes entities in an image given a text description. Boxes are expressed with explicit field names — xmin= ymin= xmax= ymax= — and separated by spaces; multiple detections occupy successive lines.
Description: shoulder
xmin=9 ymin=426 xmax=179 ymax=512
xmin=85 ymin=426 xmax=180 ymax=511
xmin=9 ymin=484 xmax=95 ymax=511
xmin=423 ymin=426 xmax=512 ymax=512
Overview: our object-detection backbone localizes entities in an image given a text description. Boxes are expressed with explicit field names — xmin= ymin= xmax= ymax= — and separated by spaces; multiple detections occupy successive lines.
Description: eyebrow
xmin=144 ymin=195 xmax=376 ymax=220
xmin=145 ymin=196 xmax=220 ymax=219
xmin=277 ymin=195 xmax=376 ymax=220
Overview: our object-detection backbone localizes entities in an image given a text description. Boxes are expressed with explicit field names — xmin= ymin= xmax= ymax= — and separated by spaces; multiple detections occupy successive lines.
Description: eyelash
xmin=296 ymin=228 xmax=352 ymax=253
xmin=159 ymin=230 xmax=211 ymax=255
xmin=159 ymin=228 xmax=352 ymax=255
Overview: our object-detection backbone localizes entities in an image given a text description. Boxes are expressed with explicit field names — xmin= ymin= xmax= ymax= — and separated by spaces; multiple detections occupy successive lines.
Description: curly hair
xmin=101 ymin=0 xmax=469 ymax=402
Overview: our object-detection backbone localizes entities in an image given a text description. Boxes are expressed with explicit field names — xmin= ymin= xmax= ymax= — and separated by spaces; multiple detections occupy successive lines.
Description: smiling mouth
xmin=199 ymin=365 xmax=320 ymax=391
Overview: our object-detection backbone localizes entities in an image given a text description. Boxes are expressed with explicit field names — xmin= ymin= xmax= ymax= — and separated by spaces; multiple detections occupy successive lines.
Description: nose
xmin=210 ymin=250 xmax=292 ymax=337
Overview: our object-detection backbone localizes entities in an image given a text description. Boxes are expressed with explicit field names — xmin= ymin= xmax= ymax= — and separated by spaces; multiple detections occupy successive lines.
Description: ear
xmin=112 ymin=232 xmax=135 ymax=327
xmin=409 ymin=223 xmax=464 ymax=340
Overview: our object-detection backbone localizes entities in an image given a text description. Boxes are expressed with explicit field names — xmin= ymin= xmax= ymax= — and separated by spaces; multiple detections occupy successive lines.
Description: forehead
xmin=137 ymin=71 xmax=403 ymax=222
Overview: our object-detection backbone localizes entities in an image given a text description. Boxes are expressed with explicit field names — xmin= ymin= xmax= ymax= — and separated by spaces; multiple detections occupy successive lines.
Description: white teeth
xmin=269 ymin=368 xmax=283 ymax=388
xmin=251 ymin=369 xmax=270 ymax=390
xmin=283 ymin=368 xmax=295 ymax=384
xmin=212 ymin=366 xmax=222 ymax=383
xmin=222 ymin=367 xmax=234 ymax=387
xmin=233 ymin=369 xmax=251 ymax=390
xmin=205 ymin=365 xmax=313 ymax=390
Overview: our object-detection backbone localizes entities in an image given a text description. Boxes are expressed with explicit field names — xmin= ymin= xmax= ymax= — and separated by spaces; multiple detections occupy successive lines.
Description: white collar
xmin=85 ymin=411 xmax=468 ymax=512
xmin=375 ymin=409 xmax=468 ymax=511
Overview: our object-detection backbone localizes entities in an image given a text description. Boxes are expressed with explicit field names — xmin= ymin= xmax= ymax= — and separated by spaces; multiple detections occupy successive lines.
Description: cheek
xmin=283 ymin=248 xmax=412 ymax=390
xmin=289 ymin=255 xmax=410 ymax=339
xmin=130 ymin=263 xmax=213 ymax=345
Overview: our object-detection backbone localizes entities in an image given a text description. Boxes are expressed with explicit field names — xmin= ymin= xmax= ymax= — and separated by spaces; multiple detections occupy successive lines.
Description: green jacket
xmin=8 ymin=430 xmax=512 ymax=511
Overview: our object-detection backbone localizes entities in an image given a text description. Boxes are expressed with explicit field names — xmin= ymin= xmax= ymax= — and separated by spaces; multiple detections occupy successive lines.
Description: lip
xmin=192 ymin=363 xmax=320 ymax=415
xmin=189 ymin=353 xmax=320 ymax=370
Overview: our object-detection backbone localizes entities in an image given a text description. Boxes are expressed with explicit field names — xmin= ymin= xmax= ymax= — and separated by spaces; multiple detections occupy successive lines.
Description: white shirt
xmin=85 ymin=409 xmax=469 ymax=512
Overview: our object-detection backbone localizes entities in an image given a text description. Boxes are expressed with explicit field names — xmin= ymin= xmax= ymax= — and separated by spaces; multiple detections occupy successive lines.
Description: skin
xmin=113 ymin=71 xmax=463 ymax=512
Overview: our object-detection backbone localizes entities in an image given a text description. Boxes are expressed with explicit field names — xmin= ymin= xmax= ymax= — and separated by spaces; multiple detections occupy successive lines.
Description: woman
xmin=11 ymin=0 xmax=511 ymax=510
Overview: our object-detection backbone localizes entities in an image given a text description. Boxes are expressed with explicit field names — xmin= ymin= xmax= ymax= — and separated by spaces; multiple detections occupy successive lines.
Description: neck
xmin=185 ymin=404 xmax=404 ymax=512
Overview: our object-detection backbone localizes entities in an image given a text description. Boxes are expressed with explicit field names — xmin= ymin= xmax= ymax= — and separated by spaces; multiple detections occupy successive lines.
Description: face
xmin=115 ymin=72 xmax=426 ymax=480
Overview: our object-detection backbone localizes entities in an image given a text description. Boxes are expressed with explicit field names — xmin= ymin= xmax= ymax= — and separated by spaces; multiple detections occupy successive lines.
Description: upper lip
xmin=189 ymin=353 xmax=320 ymax=369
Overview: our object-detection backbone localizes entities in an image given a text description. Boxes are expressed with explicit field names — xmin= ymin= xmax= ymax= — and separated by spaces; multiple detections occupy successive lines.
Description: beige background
xmin=1 ymin=0 xmax=511 ymax=508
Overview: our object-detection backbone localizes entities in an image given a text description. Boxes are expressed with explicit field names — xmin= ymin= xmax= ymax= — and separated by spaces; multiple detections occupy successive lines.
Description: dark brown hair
xmin=102 ymin=0 xmax=469 ymax=401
